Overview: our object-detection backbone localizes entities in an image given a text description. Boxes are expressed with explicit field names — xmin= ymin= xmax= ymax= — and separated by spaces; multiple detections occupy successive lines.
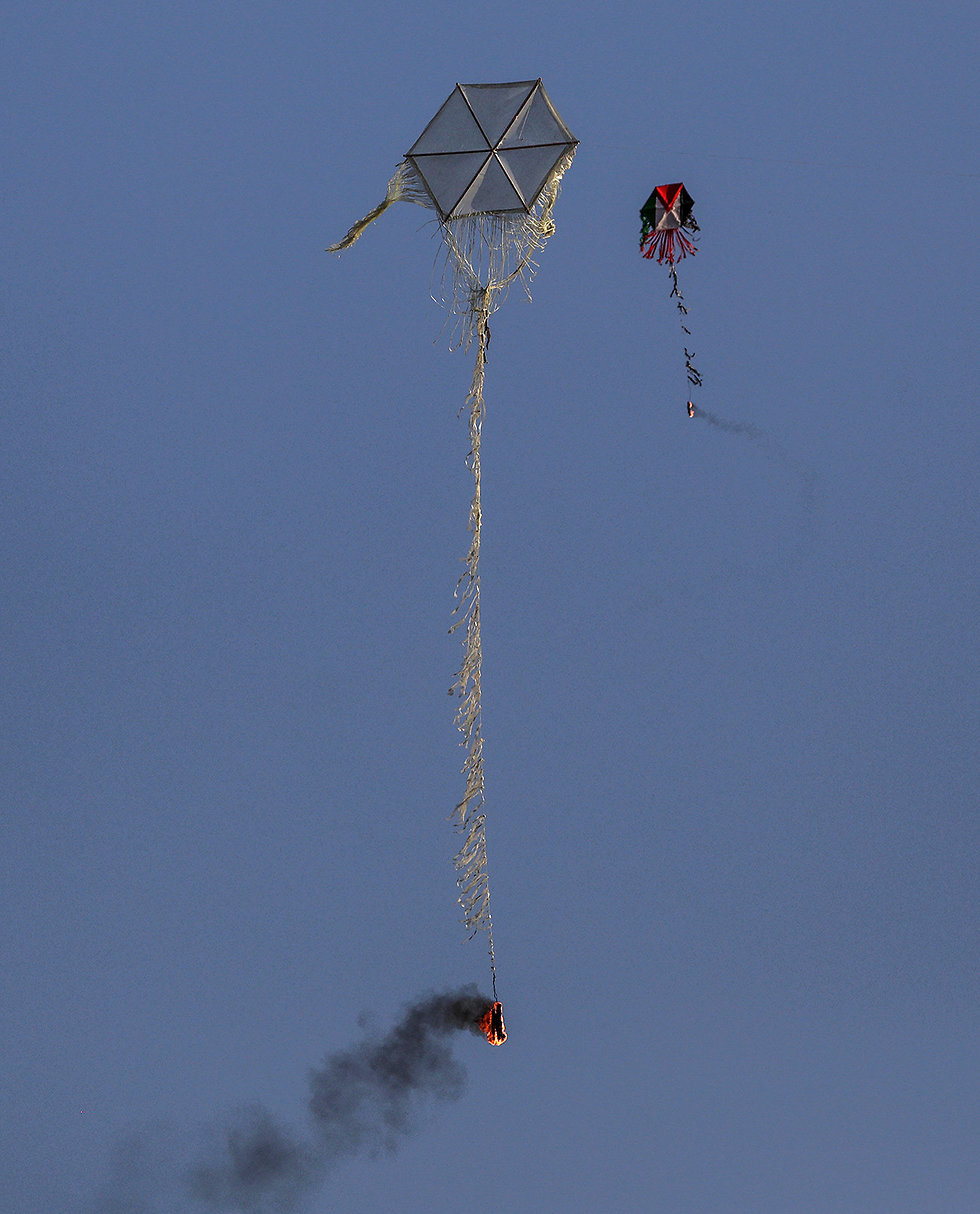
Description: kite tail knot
xmin=469 ymin=285 xmax=493 ymax=322
xmin=455 ymin=285 xmax=494 ymax=357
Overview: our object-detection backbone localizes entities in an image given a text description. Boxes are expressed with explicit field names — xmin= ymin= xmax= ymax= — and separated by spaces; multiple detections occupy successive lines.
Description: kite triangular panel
xmin=410 ymin=151 xmax=491 ymax=218
xmin=454 ymin=154 xmax=524 ymax=216
xmin=409 ymin=87 xmax=490 ymax=155
xmin=497 ymin=145 xmax=574 ymax=209
xmin=499 ymin=83 xmax=575 ymax=148
xmin=459 ymin=81 xmax=537 ymax=146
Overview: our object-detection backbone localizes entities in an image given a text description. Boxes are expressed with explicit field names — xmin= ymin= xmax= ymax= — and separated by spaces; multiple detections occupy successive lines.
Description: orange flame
xmin=480 ymin=1001 xmax=507 ymax=1046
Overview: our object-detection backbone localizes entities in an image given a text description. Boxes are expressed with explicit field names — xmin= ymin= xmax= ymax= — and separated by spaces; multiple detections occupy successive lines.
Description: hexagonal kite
xmin=406 ymin=81 xmax=577 ymax=220
xmin=328 ymin=82 xmax=577 ymax=1005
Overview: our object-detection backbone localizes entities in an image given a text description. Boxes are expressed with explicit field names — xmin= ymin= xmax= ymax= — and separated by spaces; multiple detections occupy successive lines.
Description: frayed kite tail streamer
xmin=325 ymin=161 xmax=431 ymax=252
xmin=448 ymin=287 xmax=490 ymax=950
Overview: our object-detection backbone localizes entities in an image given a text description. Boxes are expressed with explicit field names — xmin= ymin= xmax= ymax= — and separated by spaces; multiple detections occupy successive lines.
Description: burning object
xmin=480 ymin=1001 xmax=507 ymax=1046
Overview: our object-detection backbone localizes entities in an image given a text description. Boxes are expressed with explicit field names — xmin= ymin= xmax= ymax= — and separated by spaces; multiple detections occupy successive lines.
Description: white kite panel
xmin=409 ymin=87 xmax=490 ymax=155
xmin=454 ymin=155 xmax=524 ymax=216
xmin=459 ymin=82 xmax=537 ymax=145
xmin=500 ymin=86 xmax=573 ymax=148
xmin=497 ymin=144 xmax=573 ymax=208
xmin=412 ymin=151 xmax=490 ymax=217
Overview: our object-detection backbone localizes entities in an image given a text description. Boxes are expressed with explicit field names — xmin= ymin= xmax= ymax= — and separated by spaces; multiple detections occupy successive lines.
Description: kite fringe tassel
xmin=326 ymin=160 xmax=430 ymax=252
xmin=438 ymin=146 xmax=576 ymax=348
xmin=640 ymin=226 xmax=698 ymax=264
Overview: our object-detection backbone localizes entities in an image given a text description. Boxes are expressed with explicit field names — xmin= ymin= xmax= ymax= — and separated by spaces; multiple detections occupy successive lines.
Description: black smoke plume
xmin=92 ymin=987 xmax=492 ymax=1214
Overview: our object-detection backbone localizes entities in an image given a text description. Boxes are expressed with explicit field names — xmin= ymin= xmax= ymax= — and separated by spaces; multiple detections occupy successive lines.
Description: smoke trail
xmin=690 ymin=406 xmax=820 ymax=520
xmin=686 ymin=403 xmax=822 ymax=583
xmin=190 ymin=1111 xmax=320 ymax=1213
xmin=690 ymin=405 xmax=765 ymax=440
xmin=307 ymin=989 xmax=490 ymax=1155
xmin=619 ymin=402 xmax=823 ymax=615
xmin=91 ymin=988 xmax=493 ymax=1214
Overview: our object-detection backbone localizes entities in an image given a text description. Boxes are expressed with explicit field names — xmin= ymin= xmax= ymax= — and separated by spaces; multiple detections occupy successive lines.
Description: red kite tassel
xmin=641 ymin=227 xmax=697 ymax=264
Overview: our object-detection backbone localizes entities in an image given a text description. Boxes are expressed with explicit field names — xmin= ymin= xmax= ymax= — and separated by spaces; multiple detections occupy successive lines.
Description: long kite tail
xmin=449 ymin=288 xmax=497 ymax=997
xmin=668 ymin=264 xmax=703 ymax=414
xmin=436 ymin=155 xmax=576 ymax=1000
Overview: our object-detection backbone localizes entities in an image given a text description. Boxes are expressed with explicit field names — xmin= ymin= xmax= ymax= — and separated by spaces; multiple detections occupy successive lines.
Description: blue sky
xmin=3 ymin=3 xmax=979 ymax=1211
